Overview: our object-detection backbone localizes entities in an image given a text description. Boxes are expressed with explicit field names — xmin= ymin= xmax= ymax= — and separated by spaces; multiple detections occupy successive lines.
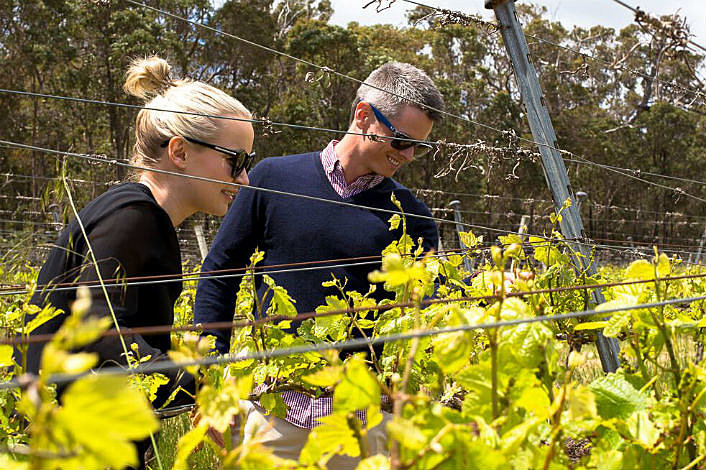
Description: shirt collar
xmin=320 ymin=139 xmax=385 ymax=191
xmin=321 ymin=140 xmax=340 ymax=174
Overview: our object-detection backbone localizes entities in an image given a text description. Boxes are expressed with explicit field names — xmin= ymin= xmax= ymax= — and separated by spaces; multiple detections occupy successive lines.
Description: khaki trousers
xmin=237 ymin=400 xmax=391 ymax=470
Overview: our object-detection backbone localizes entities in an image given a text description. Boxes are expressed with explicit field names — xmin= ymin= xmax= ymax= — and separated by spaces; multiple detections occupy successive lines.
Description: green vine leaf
xmin=299 ymin=413 xmax=360 ymax=465
xmin=355 ymin=454 xmax=390 ymax=470
xmin=302 ymin=365 xmax=343 ymax=388
xmin=52 ymin=375 xmax=159 ymax=469
xmin=173 ymin=423 xmax=208 ymax=470
xmin=624 ymin=260 xmax=654 ymax=280
xmin=263 ymin=275 xmax=297 ymax=317
xmin=386 ymin=417 xmax=426 ymax=451
xmin=0 ymin=345 xmax=15 ymax=367
xmin=590 ymin=374 xmax=646 ymax=420
xmin=333 ymin=355 xmax=381 ymax=414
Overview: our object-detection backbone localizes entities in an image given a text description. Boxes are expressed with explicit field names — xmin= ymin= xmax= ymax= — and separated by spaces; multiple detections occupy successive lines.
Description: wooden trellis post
xmin=485 ymin=0 xmax=621 ymax=372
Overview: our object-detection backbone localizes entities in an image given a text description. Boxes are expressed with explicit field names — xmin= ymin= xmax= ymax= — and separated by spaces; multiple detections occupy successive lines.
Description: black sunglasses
xmin=367 ymin=103 xmax=434 ymax=158
xmin=161 ymin=136 xmax=255 ymax=178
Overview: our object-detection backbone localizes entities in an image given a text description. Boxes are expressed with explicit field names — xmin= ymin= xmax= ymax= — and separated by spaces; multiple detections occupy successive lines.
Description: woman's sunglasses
xmin=367 ymin=103 xmax=434 ymax=158
xmin=161 ymin=136 xmax=255 ymax=178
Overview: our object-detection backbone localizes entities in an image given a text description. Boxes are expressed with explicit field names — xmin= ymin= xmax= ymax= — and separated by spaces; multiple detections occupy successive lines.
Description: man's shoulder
xmin=256 ymin=152 xmax=319 ymax=171
xmin=248 ymin=152 xmax=318 ymax=183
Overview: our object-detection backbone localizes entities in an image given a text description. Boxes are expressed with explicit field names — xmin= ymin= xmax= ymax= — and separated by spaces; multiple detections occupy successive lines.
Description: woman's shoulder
xmin=92 ymin=181 xmax=157 ymax=206
xmin=76 ymin=182 xmax=172 ymax=234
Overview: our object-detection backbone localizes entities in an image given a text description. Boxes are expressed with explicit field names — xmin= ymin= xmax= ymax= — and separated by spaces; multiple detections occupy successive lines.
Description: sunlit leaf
xmin=356 ymin=454 xmax=390 ymax=470
xmin=299 ymin=413 xmax=360 ymax=464
xmin=625 ymin=260 xmax=654 ymax=280
xmin=302 ymin=365 xmax=343 ymax=388
xmin=260 ymin=392 xmax=287 ymax=419
xmin=432 ymin=331 xmax=472 ymax=374
xmin=197 ymin=383 xmax=242 ymax=432
xmin=516 ymin=386 xmax=550 ymax=420
xmin=264 ymin=275 xmax=297 ymax=317
xmin=0 ymin=345 xmax=15 ymax=367
xmin=387 ymin=417 xmax=426 ymax=450
xmin=333 ymin=356 xmax=380 ymax=414
xmin=25 ymin=305 xmax=62 ymax=335
xmin=460 ymin=230 xmax=482 ymax=249
xmin=54 ymin=375 xmax=159 ymax=469
xmin=173 ymin=422 xmax=208 ymax=470
xmin=590 ymin=374 xmax=646 ymax=420
xmin=566 ymin=384 xmax=598 ymax=421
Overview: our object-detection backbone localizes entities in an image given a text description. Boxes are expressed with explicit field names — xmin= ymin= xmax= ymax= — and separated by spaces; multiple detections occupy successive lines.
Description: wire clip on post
xmin=485 ymin=0 xmax=621 ymax=373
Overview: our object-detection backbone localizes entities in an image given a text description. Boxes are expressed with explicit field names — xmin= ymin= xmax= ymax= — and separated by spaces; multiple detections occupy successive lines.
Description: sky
xmin=328 ymin=0 xmax=706 ymax=48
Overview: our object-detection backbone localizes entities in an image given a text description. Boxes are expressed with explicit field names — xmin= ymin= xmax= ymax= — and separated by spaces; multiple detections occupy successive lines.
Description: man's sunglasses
xmin=367 ymin=103 xmax=434 ymax=158
xmin=161 ymin=136 xmax=255 ymax=178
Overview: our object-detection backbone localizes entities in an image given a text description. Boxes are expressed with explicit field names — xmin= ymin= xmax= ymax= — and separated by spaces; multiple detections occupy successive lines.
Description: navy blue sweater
xmin=194 ymin=152 xmax=439 ymax=354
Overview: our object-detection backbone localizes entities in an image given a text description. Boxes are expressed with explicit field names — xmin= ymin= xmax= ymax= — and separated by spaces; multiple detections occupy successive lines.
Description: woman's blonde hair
xmin=124 ymin=56 xmax=251 ymax=169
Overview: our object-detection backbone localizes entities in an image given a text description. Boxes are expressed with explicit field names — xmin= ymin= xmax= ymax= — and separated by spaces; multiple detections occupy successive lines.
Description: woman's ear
xmin=167 ymin=137 xmax=188 ymax=170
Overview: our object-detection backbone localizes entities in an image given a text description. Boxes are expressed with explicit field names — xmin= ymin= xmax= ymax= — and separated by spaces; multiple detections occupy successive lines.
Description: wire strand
xmin=5 ymin=291 xmax=706 ymax=390
xmin=0 ymin=139 xmax=573 ymax=240
xmin=5 ymin=269 xmax=706 ymax=347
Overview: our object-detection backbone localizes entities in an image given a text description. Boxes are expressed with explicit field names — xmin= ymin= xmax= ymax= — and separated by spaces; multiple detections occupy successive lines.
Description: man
xmin=194 ymin=62 xmax=444 ymax=467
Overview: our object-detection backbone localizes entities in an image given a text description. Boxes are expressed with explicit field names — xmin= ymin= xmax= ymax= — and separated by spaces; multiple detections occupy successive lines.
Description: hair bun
xmin=123 ymin=56 xmax=174 ymax=101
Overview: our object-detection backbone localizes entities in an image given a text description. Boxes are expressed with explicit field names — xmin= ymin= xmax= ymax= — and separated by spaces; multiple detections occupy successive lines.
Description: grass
xmin=149 ymin=414 xmax=221 ymax=470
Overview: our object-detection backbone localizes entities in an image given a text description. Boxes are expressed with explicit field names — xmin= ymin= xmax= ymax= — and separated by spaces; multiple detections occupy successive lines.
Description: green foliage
xmin=2 ymin=2 xmax=706 ymax=468
xmin=4 ymin=288 xmax=159 ymax=469
xmin=4 ymin=204 xmax=706 ymax=470
xmin=590 ymin=374 xmax=646 ymax=420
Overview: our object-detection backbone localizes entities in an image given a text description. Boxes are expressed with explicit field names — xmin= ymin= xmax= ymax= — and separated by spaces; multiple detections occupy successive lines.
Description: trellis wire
xmin=416 ymin=188 xmax=706 ymax=220
xmin=4 ymin=291 xmax=706 ymax=391
xmin=609 ymin=0 xmax=706 ymax=54
xmin=135 ymin=0 xmax=706 ymax=202
xmin=6 ymin=268 xmax=706 ymax=348
xmin=2 ymin=0 xmax=706 ymax=394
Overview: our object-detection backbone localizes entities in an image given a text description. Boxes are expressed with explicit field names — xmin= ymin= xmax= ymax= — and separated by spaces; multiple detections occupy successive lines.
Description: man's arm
xmin=398 ymin=190 xmax=440 ymax=253
xmin=194 ymin=165 xmax=266 ymax=354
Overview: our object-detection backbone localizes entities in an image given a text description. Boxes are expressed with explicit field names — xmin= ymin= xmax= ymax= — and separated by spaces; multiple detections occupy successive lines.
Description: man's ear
xmin=352 ymin=101 xmax=373 ymax=132
xmin=167 ymin=136 xmax=188 ymax=170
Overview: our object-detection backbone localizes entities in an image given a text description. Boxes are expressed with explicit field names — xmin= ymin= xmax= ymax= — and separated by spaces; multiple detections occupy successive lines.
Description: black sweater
xmin=21 ymin=183 xmax=192 ymax=405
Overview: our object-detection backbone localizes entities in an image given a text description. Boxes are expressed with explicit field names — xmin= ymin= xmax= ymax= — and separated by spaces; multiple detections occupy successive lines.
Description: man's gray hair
xmin=353 ymin=62 xmax=445 ymax=123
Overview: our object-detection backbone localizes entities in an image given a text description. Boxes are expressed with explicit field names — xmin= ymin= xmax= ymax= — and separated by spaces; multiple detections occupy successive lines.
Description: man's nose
xmin=399 ymin=145 xmax=415 ymax=162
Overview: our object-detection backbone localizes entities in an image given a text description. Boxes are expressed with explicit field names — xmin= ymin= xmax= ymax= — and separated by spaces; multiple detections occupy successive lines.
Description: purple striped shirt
xmin=320 ymin=140 xmax=383 ymax=198
xmin=264 ymin=141 xmax=385 ymax=429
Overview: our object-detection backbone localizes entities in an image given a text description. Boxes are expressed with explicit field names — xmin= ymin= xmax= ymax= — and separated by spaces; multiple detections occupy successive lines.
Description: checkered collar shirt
xmin=260 ymin=390 xmax=390 ymax=430
xmin=320 ymin=140 xmax=384 ymax=198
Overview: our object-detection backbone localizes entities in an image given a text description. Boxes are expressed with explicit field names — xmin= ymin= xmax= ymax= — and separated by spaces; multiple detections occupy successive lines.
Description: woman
xmin=19 ymin=56 xmax=253 ymax=465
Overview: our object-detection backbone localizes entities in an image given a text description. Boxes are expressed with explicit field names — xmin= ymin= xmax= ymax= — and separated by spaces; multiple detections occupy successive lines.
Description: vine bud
xmin=506 ymin=243 xmax=521 ymax=257
xmin=491 ymin=246 xmax=503 ymax=266
xmin=568 ymin=351 xmax=586 ymax=370
xmin=488 ymin=270 xmax=504 ymax=289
